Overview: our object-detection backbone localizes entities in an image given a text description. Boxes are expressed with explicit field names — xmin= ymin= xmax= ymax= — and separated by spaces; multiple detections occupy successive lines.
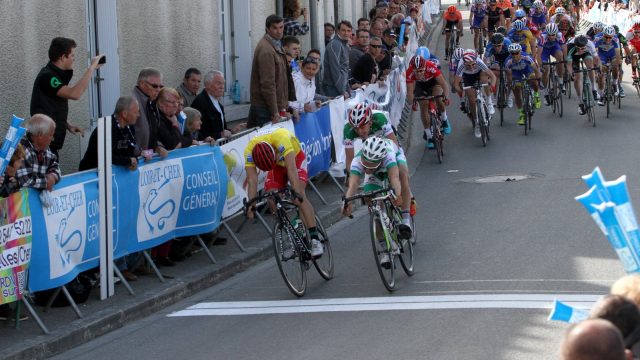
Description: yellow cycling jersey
xmin=244 ymin=127 xmax=302 ymax=168
xmin=515 ymin=30 xmax=537 ymax=54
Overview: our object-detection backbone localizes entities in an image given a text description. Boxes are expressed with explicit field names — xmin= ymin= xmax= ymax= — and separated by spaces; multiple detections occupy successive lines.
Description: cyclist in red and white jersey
xmin=627 ymin=25 xmax=640 ymax=79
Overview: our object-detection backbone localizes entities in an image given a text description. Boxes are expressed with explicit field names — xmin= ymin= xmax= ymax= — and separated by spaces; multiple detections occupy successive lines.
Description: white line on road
xmin=167 ymin=294 xmax=603 ymax=317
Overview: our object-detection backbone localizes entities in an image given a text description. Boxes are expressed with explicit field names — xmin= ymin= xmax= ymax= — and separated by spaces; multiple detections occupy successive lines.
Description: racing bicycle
xmin=416 ymin=94 xmax=446 ymax=163
xmin=463 ymin=82 xmax=491 ymax=146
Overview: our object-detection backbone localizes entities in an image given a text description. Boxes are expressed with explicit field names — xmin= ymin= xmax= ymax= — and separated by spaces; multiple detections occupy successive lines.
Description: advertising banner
xmin=293 ymin=108 xmax=333 ymax=177
xmin=0 ymin=189 xmax=32 ymax=304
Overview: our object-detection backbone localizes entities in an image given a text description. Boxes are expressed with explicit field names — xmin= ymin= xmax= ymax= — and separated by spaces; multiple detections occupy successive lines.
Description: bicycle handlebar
xmin=414 ymin=94 xmax=447 ymax=101
xmin=243 ymin=186 xmax=303 ymax=214
xmin=343 ymin=187 xmax=396 ymax=204
xmin=462 ymin=83 xmax=490 ymax=90
xmin=541 ymin=61 xmax=567 ymax=65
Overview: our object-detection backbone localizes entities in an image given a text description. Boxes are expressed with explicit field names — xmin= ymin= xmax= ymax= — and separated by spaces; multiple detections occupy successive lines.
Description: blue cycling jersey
xmin=506 ymin=55 xmax=535 ymax=78
xmin=594 ymin=37 xmax=619 ymax=59
xmin=485 ymin=38 xmax=513 ymax=57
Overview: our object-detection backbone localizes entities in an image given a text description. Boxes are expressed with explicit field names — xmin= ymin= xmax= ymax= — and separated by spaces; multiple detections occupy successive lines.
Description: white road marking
xmin=167 ymin=294 xmax=603 ymax=317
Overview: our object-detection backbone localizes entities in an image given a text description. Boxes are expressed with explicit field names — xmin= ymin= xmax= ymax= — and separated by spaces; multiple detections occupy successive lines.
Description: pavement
xmin=0 ymin=27 xmax=438 ymax=360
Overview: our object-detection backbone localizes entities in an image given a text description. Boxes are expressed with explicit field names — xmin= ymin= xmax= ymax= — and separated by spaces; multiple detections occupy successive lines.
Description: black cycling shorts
xmin=414 ymin=78 xmax=439 ymax=98
xmin=462 ymin=72 xmax=482 ymax=87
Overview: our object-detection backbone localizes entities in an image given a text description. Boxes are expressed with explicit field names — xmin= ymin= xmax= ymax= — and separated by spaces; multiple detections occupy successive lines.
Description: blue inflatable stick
xmin=398 ymin=23 xmax=406 ymax=48
xmin=604 ymin=176 xmax=640 ymax=264
xmin=594 ymin=202 xmax=640 ymax=273
xmin=575 ymin=186 xmax=607 ymax=236
xmin=548 ymin=299 xmax=590 ymax=323
xmin=582 ymin=166 xmax=610 ymax=202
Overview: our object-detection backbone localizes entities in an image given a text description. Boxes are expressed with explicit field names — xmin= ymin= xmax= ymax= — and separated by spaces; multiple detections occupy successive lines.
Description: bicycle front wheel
xmin=370 ymin=214 xmax=395 ymax=292
xmin=273 ymin=221 xmax=307 ymax=297
xmin=477 ymin=101 xmax=488 ymax=146
xmin=432 ymin=121 xmax=444 ymax=164
xmin=312 ymin=216 xmax=334 ymax=280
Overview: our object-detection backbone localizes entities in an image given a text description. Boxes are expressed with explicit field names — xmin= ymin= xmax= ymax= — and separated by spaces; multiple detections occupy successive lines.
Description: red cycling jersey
xmin=629 ymin=35 xmax=640 ymax=51
xmin=406 ymin=60 xmax=442 ymax=83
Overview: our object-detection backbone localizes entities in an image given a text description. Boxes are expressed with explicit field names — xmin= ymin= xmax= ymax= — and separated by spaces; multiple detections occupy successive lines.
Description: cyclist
xmin=449 ymin=47 xmax=467 ymax=110
xmin=567 ymin=35 xmax=598 ymax=115
xmin=537 ymin=23 xmax=566 ymax=105
xmin=487 ymin=0 xmax=506 ymax=38
xmin=529 ymin=1 xmax=549 ymax=34
xmin=416 ymin=46 xmax=442 ymax=69
xmin=342 ymin=136 xmax=411 ymax=249
xmin=470 ymin=0 xmax=489 ymax=53
xmin=406 ymin=55 xmax=451 ymax=147
xmin=587 ymin=21 xmax=605 ymax=42
xmin=613 ymin=25 xmax=629 ymax=98
xmin=508 ymin=20 xmax=538 ymax=56
xmin=514 ymin=9 xmax=540 ymax=38
xmin=517 ymin=0 xmax=534 ymax=15
xmin=496 ymin=0 xmax=514 ymax=27
xmin=485 ymin=33 xmax=514 ymax=106
xmin=506 ymin=43 xmax=542 ymax=124
xmin=343 ymin=103 xmax=415 ymax=224
xmin=244 ymin=127 xmax=323 ymax=257
xmin=627 ymin=26 xmax=640 ymax=79
xmin=594 ymin=25 xmax=621 ymax=105
xmin=453 ymin=49 xmax=497 ymax=137
xmin=443 ymin=5 xmax=464 ymax=60
xmin=549 ymin=7 xmax=575 ymax=39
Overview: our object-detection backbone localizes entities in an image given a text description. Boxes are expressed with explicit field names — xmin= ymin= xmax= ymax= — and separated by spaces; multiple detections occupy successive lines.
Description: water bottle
xmin=232 ymin=80 xmax=241 ymax=104
xmin=292 ymin=216 xmax=304 ymax=239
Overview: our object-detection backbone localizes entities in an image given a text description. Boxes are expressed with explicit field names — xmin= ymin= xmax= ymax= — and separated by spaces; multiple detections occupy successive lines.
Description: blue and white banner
xmin=548 ymin=300 xmax=590 ymax=323
xmin=0 ymin=115 xmax=26 ymax=176
xmin=293 ymin=107 xmax=332 ymax=178
xmin=28 ymin=145 xmax=227 ymax=292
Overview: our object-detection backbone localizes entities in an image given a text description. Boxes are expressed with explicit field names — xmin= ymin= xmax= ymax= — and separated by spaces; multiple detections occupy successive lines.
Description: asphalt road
xmin=52 ymin=7 xmax=640 ymax=360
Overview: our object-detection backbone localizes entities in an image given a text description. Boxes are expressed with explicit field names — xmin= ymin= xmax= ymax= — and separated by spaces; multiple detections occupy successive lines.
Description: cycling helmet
xmin=348 ymin=104 xmax=372 ymax=128
xmin=447 ymin=5 xmax=457 ymax=13
xmin=453 ymin=47 xmax=466 ymax=60
xmin=489 ymin=0 xmax=497 ymax=4
xmin=515 ymin=9 xmax=526 ymax=18
xmin=555 ymin=7 xmax=565 ymax=15
xmin=574 ymin=35 xmax=588 ymax=47
xmin=411 ymin=54 xmax=427 ymax=69
xmin=532 ymin=0 xmax=544 ymax=9
xmin=496 ymin=26 xmax=507 ymax=35
xmin=513 ymin=20 xmax=526 ymax=31
xmin=545 ymin=23 xmax=559 ymax=35
xmin=508 ymin=43 xmax=523 ymax=53
xmin=490 ymin=33 xmax=505 ymax=45
xmin=593 ymin=21 xmax=604 ymax=31
xmin=361 ymin=136 xmax=388 ymax=162
xmin=603 ymin=25 xmax=616 ymax=36
xmin=474 ymin=0 xmax=484 ymax=4
xmin=633 ymin=17 xmax=640 ymax=26
xmin=252 ymin=142 xmax=276 ymax=171
xmin=415 ymin=46 xmax=431 ymax=60
xmin=462 ymin=49 xmax=478 ymax=63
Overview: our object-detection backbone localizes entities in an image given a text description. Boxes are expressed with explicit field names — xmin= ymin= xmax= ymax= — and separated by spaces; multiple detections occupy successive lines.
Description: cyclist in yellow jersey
xmin=508 ymin=20 xmax=537 ymax=55
xmin=244 ymin=127 xmax=324 ymax=258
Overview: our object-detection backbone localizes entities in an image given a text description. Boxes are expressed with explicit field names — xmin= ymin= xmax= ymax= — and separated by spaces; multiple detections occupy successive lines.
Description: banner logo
xmin=137 ymin=160 xmax=183 ymax=241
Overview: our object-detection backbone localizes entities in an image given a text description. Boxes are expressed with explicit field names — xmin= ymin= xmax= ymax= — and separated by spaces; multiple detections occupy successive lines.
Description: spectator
xmin=182 ymin=107 xmax=212 ymax=143
xmin=289 ymin=56 xmax=329 ymax=113
xmin=357 ymin=17 xmax=371 ymax=30
xmin=390 ymin=13 xmax=405 ymax=33
xmin=192 ymin=71 xmax=234 ymax=140
xmin=156 ymin=87 xmax=194 ymax=151
xmin=590 ymin=294 xmax=640 ymax=341
xmin=77 ymin=96 xmax=143 ymax=281
xmin=323 ymin=20 xmax=353 ymax=97
xmin=131 ymin=68 xmax=168 ymax=158
xmin=176 ymin=68 xmax=202 ymax=107
xmin=283 ymin=35 xmax=302 ymax=73
xmin=16 ymin=115 xmax=60 ymax=192
xmin=350 ymin=29 xmax=370 ymax=71
xmin=389 ymin=1 xmax=402 ymax=15
xmin=560 ymin=319 xmax=631 ymax=360
xmin=351 ymin=36 xmax=384 ymax=86
xmin=283 ymin=0 xmax=310 ymax=36
xmin=382 ymin=28 xmax=398 ymax=53
xmin=30 ymin=37 xmax=103 ymax=156
xmin=248 ymin=15 xmax=295 ymax=128
xmin=324 ymin=22 xmax=335 ymax=45
xmin=370 ymin=18 xmax=386 ymax=40
xmin=0 ymin=143 xmax=25 ymax=198
xmin=375 ymin=1 xmax=390 ymax=19
xmin=611 ymin=274 xmax=640 ymax=307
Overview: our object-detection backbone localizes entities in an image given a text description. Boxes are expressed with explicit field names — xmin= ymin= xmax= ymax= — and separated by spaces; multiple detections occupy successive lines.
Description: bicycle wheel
xmin=634 ymin=76 xmax=640 ymax=98
xmin=617 ymin=83 xmax=622 ymax=109
xmin=498 ymin=76 xmax=506 ymax=126
xmin=556 ymin=76 xmax=564 ymax=117
xmin=388 ymin=205 xmax=414 ymax=276
xmin=605 ymin=73 xmax=611 ymax=118
xmin=431 ymin=120 xmax=443 ymax=164
xmin=370 ymin=213 xmax=395 ymax=291
xmin=312 ymin=216 xmax=334 ymax=280
xmin=410 ymin=215 xmax=417 ymax=245
xmin=523 ymin=88 xmax=530 ymax=135
xmin=476 ymin=101 xmax=488 ymax=146
xmin=272 ymin=221 xmax=307 ymax=297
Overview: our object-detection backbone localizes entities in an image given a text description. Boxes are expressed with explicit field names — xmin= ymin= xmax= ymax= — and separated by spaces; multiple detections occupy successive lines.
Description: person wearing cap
xmin=375 ymin=1 xmax=389 ymax=19
xmin=382 ymin=28 xmax=398 ymax=52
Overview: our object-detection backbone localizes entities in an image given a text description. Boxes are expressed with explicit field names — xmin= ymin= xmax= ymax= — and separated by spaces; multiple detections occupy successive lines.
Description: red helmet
xmin=448 ymin=5 xmax=457 ymax=13
xmin=252 ymin=142 xmax=276 ymax=171
xmin=348 ymin=103 xmax=372 ymax=128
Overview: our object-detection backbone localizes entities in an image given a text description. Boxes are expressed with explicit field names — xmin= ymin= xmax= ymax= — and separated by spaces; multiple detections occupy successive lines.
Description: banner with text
xmin=293 ymin=107 xmax=333 ymax=178
xmin=0 ymin=189 xmax=32 ymax=304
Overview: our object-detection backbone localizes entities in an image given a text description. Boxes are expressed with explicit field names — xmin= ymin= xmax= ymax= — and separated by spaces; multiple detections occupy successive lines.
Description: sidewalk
xmin=0 ymin=14 xmax=443 ymax=360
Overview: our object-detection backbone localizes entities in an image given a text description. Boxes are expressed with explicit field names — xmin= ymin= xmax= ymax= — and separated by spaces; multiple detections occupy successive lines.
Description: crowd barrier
xmin=0 ymin=12 xmax=432 ymax=335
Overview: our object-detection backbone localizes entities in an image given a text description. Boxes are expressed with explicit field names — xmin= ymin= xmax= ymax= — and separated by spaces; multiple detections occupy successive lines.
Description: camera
xmin=98 ymin=55 xmax=106 ymax=64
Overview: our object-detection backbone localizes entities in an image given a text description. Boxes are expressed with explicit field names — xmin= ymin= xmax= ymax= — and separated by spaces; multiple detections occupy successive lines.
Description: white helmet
xmin=361 ymin=136 xmax=388 ymax=162
xmin=593 ymin=21 xmax=605 ymax=31
xmin=453 ymin=47 xmax=465 ymax=60
xmin=555 ymin=6 xmax=565 ymax=15
xmin=533 ymin=0 xmax=544 ymax=9
xmin=545 ymin=23 xmax=559 ymax=35
xmin=508 ymin=43 xmax=523 ymax=53
xmin=513 ymin=20 xmax=526 ymax=31
xmin=603 ymin=25 xmax=616 ymax=36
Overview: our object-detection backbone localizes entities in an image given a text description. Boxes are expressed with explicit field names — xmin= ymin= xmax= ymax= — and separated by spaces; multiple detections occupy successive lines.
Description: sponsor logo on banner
xmin=221 ymin=134 xmax=251 ymax=218
xmin=137 ymin=159 xmax=183 ymax=241
xmin=43 ymin=183 xmax=87 ymax=279
xmin=0 ymin=190 xmax=31 ymax=304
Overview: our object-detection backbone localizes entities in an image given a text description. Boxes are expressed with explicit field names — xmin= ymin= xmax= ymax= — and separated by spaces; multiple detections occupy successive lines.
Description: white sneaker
xmin=474 ymin=125 xmax=481 ymax=138
xmin=379 ymin=253 xmax=391 ymax=268
xmin=310 ymin=239 xmax=324 ymax=257
xmin=487 ymin=102 xmax=495 ymax=115
xmin=507 ymin=94 xmax=514 ymax=108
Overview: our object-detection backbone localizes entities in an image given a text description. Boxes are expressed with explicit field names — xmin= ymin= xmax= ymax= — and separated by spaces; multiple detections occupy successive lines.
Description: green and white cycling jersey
xmin=350 ymin=139 xmax=405 ymax=192
xmin=343 ymin=112 xmax=394 ymax=149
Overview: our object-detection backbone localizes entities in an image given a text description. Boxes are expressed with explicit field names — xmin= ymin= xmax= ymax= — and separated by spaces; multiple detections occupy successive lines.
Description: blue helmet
xmin=515 ymin=9 xmax=526 ymax=18
xmin=415 ymin=46 xmax=431 ymax=60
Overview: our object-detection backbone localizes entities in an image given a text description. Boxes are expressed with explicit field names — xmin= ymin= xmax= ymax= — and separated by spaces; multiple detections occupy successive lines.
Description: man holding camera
xmin=30 ymin=37 xmax=104 ymax=156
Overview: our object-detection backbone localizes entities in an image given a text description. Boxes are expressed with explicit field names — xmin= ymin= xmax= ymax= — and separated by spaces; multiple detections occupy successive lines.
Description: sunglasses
xmin=577 ymin=46 xmax=586 ymax=50
xmin=361 ymin=159 xmax=381 ymax=169
xmin=370 ymin=44 xmax=383 ymax=48
xmin=604 ymin=36 xmax=613 ymax=40
xmin=145 ymin=80 xmax=164 ymax=89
